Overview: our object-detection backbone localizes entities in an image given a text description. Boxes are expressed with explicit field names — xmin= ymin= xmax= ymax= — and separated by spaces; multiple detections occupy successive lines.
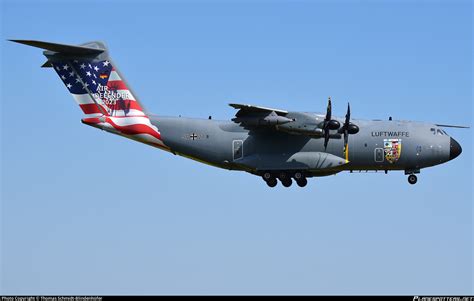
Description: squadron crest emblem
xmin=384 ymin=138 xmax=402 ymax=163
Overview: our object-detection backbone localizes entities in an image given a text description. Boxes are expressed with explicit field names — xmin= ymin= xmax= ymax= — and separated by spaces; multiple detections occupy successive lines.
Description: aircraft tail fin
xmin=11 ymin=39 xmax=147 ymax=118
xmin=12 ymin=40 xmax=167 ymax=149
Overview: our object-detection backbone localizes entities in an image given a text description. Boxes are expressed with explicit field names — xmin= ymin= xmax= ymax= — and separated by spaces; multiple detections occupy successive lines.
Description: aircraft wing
xmin=229 ymin=103 xmax=293 ymax=128
xmin=229 ymin=103 xmax=288 ymax=116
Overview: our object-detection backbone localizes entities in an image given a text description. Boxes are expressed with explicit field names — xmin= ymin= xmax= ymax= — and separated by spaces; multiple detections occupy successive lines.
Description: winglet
xmin=9 ymin=39 xmax=105 ymax=55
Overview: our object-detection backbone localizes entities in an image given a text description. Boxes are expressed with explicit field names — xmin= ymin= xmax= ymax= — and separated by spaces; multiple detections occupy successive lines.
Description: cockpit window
xmin=431 ymin=128 xmax=448 ymax=136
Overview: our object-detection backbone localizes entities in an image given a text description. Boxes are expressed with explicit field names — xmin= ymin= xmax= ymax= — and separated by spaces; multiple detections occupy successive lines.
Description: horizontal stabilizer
xmin=40 ymin=60 xmax=53 ymax=68
xmin=9 ymin=40 xmax=105 ymax=55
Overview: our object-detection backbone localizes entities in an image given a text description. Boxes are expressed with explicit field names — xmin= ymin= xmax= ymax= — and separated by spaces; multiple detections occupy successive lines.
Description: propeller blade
xmin=325 ymin=97 xmax=332 ymax=122
xmin=324 ymin=97 xmax=332 ymax=150
xmin=324 ymin=130 xmax=330 ymax=150
xmin=343 ymin=103 xmax=350 ymax=152
xmin=345 ymin=103 xmax=350 ymax=125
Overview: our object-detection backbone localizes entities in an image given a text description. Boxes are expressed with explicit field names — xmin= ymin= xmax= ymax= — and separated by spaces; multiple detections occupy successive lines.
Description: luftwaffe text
xmin=371 ymin=131 xmax=409 ymax=137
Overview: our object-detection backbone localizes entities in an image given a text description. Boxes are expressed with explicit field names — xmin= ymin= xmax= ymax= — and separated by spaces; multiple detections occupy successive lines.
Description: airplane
xmin=11 ymin=40 xmax=468 ymax=188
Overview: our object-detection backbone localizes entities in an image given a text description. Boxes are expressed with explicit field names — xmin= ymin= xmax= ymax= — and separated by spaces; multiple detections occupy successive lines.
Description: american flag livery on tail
xmin=15 ymin=40 xmax=167 ymax=150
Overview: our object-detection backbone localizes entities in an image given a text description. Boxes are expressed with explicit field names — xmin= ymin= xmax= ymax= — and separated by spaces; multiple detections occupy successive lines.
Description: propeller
xmin=322 ymin=97 xmax=340 ymax=149
xmin=338 ymin=102 xmax=360 ymax=153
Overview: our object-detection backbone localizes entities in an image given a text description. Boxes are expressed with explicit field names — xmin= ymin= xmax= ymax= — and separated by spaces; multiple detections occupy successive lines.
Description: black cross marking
xmin=190 ymin=133 xmax=198 ymax=140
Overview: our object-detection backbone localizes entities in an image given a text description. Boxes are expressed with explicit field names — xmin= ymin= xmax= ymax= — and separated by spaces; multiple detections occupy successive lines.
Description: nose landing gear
xmin=405 ymin=169 xmax=420 ymax=185
xmin=408 ymin=174 xmax=418 ymax=185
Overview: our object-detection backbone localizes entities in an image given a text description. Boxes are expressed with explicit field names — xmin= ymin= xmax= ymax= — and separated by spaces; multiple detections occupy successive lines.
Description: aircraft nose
xmin=449 ymin=137 xmax=462 ymax=160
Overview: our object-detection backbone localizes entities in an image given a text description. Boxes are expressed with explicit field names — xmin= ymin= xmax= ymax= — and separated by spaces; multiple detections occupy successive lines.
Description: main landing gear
xmin=293 ymin=172 xmax=307 ymax=187
xmin=262 ymin=171 xmax=308 ymax=188
xmin=262 ymin=172 xmax=278 ymax=187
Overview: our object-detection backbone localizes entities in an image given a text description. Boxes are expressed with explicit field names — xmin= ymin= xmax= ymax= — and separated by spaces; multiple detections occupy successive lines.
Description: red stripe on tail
xmin=105 ymin=117 xmax=162 ymax=141
xmin=107 ymin=80 xmax=128 ymax=91
xmin=80 ymin=104 xmax=103 ymax=114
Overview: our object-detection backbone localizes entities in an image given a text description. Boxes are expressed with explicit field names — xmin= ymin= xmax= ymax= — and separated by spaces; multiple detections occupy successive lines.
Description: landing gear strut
xmin=408 ymin=174 xmax=417 ymax=185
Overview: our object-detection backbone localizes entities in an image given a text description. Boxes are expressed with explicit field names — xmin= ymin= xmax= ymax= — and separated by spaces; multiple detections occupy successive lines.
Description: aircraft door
xmin=375 ymin=148 xmax=384 ymax=162
xmin=233 ymin=140 xmax=243 ymax=160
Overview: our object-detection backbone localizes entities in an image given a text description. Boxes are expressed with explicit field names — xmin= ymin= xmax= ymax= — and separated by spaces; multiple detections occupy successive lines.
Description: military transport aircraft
xmin=12 ymin=40 xmax=467 ymax=188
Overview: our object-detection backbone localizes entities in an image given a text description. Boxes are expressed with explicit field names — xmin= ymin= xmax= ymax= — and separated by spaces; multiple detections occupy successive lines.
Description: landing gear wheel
xmin=281 ymin=178 xmax=292 ymax=187
xmin=262 ymin=172 xmax=273 ymax=181
xmin=278 ymin=172 xmax=289 ymax=181
xmin=294 ymin=172 xmax=304 ymax=180
xmin=408 ymin=174 xmax=417 ymax=185
xmin=296 ymin=177 xmax=307 ymax=187
xmin=266 ymin=178 xmax=277 ymax=188
xmin=278 ymin=172 xmax=292 ymax=187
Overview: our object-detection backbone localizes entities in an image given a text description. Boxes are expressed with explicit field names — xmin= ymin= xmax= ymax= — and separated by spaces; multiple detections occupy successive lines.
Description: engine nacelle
xmin=347 ymin=123 xmax=359 ymax=134
xmin=327 ymin=120 xmax=341 ymax=130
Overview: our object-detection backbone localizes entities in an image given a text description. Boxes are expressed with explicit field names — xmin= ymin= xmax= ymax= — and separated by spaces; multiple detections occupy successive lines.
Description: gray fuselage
xmin=149 ymin=111 xmax=460 ymax=178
